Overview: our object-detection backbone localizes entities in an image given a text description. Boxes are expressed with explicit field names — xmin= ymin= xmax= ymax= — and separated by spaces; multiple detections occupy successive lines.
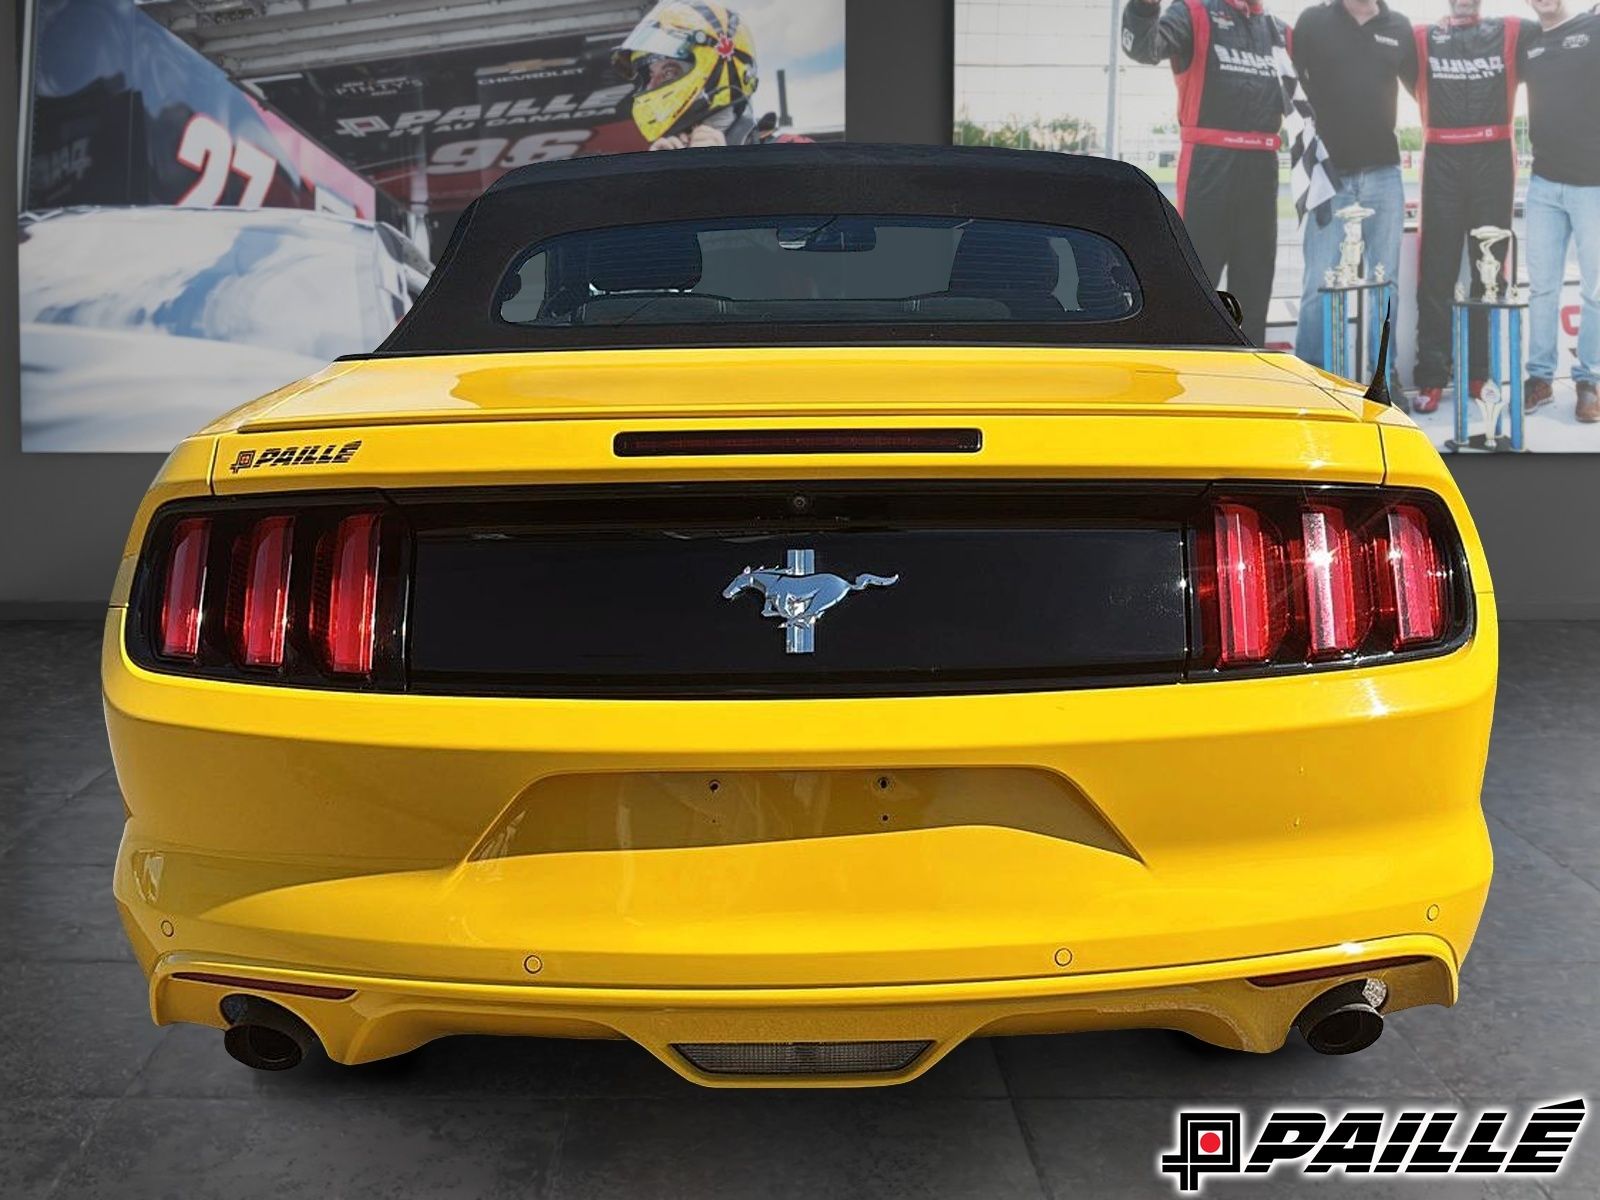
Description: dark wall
xmin=1 ymin=0 xmax=1593 ymax=616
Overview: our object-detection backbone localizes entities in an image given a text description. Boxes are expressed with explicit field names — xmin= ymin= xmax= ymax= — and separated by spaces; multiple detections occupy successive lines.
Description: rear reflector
xmin=1246 ymin=955 xmax=1432 ymax=987
xmin=235 ymin=516 xmax=294 ymax=667
xmin=614 ymin=428 xmax=983 ymax=456
xmin=320 ymin=513 xmax=383 ymax=675
xmin=1213 ymin=503 xmax=1282 ymax=665
xmin=170 ymin=971 xmax=356 ymax=1001
xmin=1385 ymin=504 xmax=1445 ymax=647
xmin=158 ymin=518 xmax=211 ymax=659
xmin=673 ymin=1040 xmax=932 ymax=1076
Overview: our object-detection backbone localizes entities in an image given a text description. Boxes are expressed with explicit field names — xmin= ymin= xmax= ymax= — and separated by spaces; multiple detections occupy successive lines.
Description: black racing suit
xmin=1123 ymin=0 xmax=1285 ymax=344
xmin=1412 ymin=17 xmax=1527 ymax=389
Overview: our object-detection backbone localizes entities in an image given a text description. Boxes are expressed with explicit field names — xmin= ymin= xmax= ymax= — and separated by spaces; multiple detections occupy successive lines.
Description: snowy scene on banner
xmin=18 ymin=0 xmax=845 ymax=452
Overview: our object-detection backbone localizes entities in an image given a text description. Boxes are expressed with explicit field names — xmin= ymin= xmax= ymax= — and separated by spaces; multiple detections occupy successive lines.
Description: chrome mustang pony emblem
xmin=722 ymin=550 xmax=899 ymax=654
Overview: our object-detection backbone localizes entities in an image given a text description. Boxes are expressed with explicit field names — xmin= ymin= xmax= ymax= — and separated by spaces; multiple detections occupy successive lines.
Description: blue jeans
xmin=1525 ymin=173 xmax=1600 ymax=385
xmin=1295 ymin=165 xmax=1405 ymax=368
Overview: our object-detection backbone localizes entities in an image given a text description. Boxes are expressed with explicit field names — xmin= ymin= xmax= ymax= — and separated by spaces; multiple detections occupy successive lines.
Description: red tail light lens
xmin=1213 ymin=503 xmax=1285 ymax=665
xmin=158 ymin=518 xmax=211 ymax=659
xmin=137 ymin=501 xmax=397 ymax=688
xmin=234 ymin=516 xmax=295 ymax=667
xmin=1299 ymin=505 xmax=1367 ymax=658
xmin=320 ymin=513 xmax=383 ymax=675
xmin=1198 ymin=490 xmax=1463 ymax=673
xmin=1383 ymin=504 xmax=1445 ymax=647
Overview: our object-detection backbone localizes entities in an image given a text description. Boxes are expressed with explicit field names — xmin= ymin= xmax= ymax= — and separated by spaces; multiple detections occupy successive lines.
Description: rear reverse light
xmin=1194 ymin=488 xmax=1465 ymax=674
xmin=318 ymin=513 xmax=383 ymax=675
xmin=158 ymin=518 xmax=211 ymax=659
xmin=233 ymin=516 xmax=294 ymax=667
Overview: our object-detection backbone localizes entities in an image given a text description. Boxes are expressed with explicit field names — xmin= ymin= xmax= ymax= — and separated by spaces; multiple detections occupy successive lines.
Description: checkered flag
xmin=1274 ymin=39 xmax=1338 ymax=225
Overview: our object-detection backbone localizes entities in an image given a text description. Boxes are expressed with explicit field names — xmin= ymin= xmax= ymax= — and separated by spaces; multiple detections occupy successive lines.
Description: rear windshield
xmin=495 ymin=216 xmax=1141 ymax=329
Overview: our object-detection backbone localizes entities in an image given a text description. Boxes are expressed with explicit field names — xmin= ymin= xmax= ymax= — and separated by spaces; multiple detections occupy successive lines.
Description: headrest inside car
xmin=947 ymin=227 xmax=1060 ymax=295
xmin=587 ymin=227 xmax=703 ymax=294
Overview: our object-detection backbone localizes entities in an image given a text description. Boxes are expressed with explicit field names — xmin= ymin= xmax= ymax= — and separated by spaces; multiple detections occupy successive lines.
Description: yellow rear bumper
xmin=149 ymin=935 xmax=1458 ymax=1087
xmin=106 ymin=588 xmax=1495 ymax=1082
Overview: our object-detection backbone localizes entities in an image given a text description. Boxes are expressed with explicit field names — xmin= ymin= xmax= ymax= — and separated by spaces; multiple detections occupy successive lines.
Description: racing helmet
xmin=612 ymin=1 xmax=757 ymax=141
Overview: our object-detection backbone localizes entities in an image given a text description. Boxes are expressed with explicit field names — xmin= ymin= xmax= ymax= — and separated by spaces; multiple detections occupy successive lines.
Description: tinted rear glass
xmin=495 ymin=216 xmax=1141 ymax=329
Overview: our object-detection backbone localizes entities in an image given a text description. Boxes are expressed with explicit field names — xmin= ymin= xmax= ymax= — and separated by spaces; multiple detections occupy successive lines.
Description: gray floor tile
xmin=1481 ymin=724 xmax=1600 ymax=809
xmin=3 ymin=785 xmax=126 ymax=866
xmin=0 ymin=1097 xmax=114 ymax=1200
xmin=55 ymin=1096 xmax=567 ymax=1200
xmin=995 ymin=1028 xmax=1456 ymax=1100
xmin=548 ymin=1096 xmax=1043 ymax=1200
xmin=0 ymin=862 xmax=131 ymax=962
xmin=1491 ymin=792 xmax=1600 ymax=889
xmin=0 ymin=961 xmax=168 ymax=1098
xmin=1469 ymin=820 xmax=1600 ymax=965
xmin=0 ymin=735 xmax=110 ymax=797
xmin=1396 ymin=961 xmax=1600 ymax=1099
xmin=0 ymin=791 xmax=72 ymax=858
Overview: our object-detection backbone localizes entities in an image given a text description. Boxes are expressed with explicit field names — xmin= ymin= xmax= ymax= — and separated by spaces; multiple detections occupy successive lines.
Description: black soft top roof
xmin=374 ymin=143 xmax=1249 ymax=356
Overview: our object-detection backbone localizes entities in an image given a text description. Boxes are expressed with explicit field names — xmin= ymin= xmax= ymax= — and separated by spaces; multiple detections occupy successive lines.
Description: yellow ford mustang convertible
xmin=104 ymin=145 xmax=1495 ymax=1087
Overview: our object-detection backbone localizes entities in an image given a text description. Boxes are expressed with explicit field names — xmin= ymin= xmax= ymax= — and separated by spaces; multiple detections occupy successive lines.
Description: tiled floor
xmin=2 ymin=620 xmax=1595 ymax=1199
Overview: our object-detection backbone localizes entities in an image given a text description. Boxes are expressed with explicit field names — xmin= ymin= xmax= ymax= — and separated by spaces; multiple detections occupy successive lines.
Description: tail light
xmin=129 ymin=484 xmax=1466 ymax=691
xmin=158 ymin=518 xmax=211 ymax=660
xmin=131 ymin=498 xmax=403 ymax=689
xmin=1381 ymin=504 xmax=1446 ymax=646
xmin=1212 ymin=503 xmax=1284 ymax=665
xmin=315 ymin=513 xmax=383 ymax=675
xmin=1192 ymin=489 xmax=1465 ymax=674
xmin=230 ymin=516 xmax=295 ymax=667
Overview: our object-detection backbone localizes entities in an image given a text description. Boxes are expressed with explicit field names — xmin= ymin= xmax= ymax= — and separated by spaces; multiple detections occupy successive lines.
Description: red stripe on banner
xmin=1171 ymin=141 xmax=1196 ymax=219
xmin=1176 ymin=141 xmax=1194 ymax=218
xmin=1180 ymin=127 xmax=1281 ymax=151
xmin=1413 ymin=24 xmax=1432 ymax=128
xmin=1425 ymin=124 xmax=1513 ymax=144
xmin=1503 ymin=18 xmax=1521 ymax=122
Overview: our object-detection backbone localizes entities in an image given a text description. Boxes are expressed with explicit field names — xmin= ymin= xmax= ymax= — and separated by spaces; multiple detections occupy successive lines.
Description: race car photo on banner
xmin=16 ymin=0 xmax=846 ymax=452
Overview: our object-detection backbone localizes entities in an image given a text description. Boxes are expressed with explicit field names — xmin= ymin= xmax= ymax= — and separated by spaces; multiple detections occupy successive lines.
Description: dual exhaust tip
xmin=216 ymin=977 xmax=1390 ymax=1074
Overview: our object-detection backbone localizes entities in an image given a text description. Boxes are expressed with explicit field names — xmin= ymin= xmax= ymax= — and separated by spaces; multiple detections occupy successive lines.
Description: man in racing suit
xmin=1123 ymin=0 xmax=1287 ymax=344
xmin=1411 ymin=0 xmax=1528 ymax=412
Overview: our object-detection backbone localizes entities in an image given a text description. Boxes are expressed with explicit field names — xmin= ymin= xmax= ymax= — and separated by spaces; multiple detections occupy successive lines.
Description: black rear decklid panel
xmin=398 ymin=482 xmax=1196 ymax=698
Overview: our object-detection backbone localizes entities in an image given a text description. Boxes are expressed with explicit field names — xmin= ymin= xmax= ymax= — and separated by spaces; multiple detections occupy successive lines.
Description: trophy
xmin=1473 ymin=378 xmax=1508 ymax=451
xmin=1470 ymin=225 xmax=1512 ymax=303
xmin=1334 ymin=203 xmax=1375 ymax=287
